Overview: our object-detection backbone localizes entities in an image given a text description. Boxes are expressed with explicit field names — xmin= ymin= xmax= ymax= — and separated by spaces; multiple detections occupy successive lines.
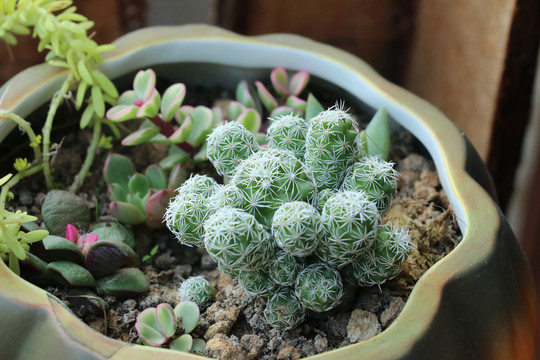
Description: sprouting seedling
xmin=106 ymin=69 xmax=221 ymax=165
xmin=135 ymin=301 xmax=205 ymax=354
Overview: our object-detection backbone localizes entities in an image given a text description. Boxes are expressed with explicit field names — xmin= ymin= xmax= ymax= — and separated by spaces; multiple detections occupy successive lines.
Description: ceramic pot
xmin=0 ymin=25 xmax=535 ymax=359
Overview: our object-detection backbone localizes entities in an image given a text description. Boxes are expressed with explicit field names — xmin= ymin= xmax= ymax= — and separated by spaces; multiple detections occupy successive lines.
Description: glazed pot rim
xmin=0 ymin=25 xmax=505 ymax=359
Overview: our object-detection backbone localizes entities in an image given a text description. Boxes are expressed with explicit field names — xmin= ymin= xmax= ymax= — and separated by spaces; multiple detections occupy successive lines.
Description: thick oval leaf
xmin=187 ymin=106 xmax=214 ymax=147
xmin=84 ymin=240 xmax=138 ymax=278
xmin=107 ymin=183 xmax=127 ymax=202
xmin=103 ymin=153 xmax=135 ymax=188
xmin=145 ymin=164 xmax=167 ymax=189
xmin=228 ymin=100 xmax=246 ymax=121
xmin=109 ymin=201 xmax=147 ymax=225
xmin=161 ymin=83 xmax=186 ymax=122
xmin=285 ymin=95 xmax=307 ymax=112
xmin=236 ymin=109 xmax=261 ymax=134
xmin=90 ymin=222 xmax=135 ymax=249
xmin=174 ymin=301 xmax=200 ymax=334
xmin=41 ymin=235 xmax=84 ymax=263
xmin=271 ymin=67 xmax=289 ymax=97
xmin=156 ymin=303 xmax=177 ymax=338
xmin=128 ymin=173 xmax=150 ymax=196
xmin=255 ymin=81 xmax=278 ymax=112
xmin=92 ymin=70 xmax=119 ymax=98
xmin=91 ymin=85 xmax=105 ymax=118
xmin=136 ymin=88 xmax=161 ymax=118
xmin=365 ymin=107 xmax=390 ymax=160
xmin=145 ymin=189 xmax=174 ymax=228
xmin=133 ymin=69 xmax=156 ymax=101
xmin=236 ymin=80 xmax=256 ymax=108
xmin=289 ymin=71 xmax=310 ymax=96
xmin=168 ymin=163 xmax=188 ymax=190
xmin=96 ymin=268 xmax=149 ymax=298
xmin=118 ymin=90 xmax=139 ymax=106
xmin=191 ymin=338 xmax=206 ymax=354
xmin=136 ymin=310 xmax=167 ymax=346
xmin=42 ymin=190 xmax=91 ymax=236
xmin=106 ymin=105 xmax=138 ymax=122
xmin=47 ymin=261 xmax=96 ymax=287
xmin=168 ymin=116 xmax=192 ymax=143
xmin=158 ymin=151 xmax=190 ymax=171
xmin=121 ymin=126 xmax=161 ymax=146
xmin=169 ymin=334 xmax=193 ymax=352
xmin=18 ymin=252 xmax=55 ymax=287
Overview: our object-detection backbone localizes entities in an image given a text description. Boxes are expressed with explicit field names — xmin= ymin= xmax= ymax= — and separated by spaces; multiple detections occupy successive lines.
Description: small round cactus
xmin=176 ymin=174 xmax=219 ymax=198
xmin=315 ymin=188 xmax=336 ymax=212
xmin=206 ymin=183 xmax=244 ymax=212
xmin=237 ymin=269 xmax=276 ymax=296
xmin=207 ymin=121 xmax=259 ymax=178
xmin=304 ymin=106 xmax=361 ymax=191
xmin=264 ymin=288 xmax=306 ymax=330
xmin=341 ymin=155 xmax=399 ymax=212
xmin=271 ymin=201 xmax=322 ymax=257
xmin=203 ymin=208 xmax=275 ymax=271
xmin=269 ymin=250 xmax=305 ymax=286
xmin=266 ymin=114 xmax=308 ymax=159
xmin=343 ymin=225 xmax=413 ymax=287
xmin=178 ymin=276 xmax=215 ymax=308
xmin=295 ymin=263 xmax=343 ymax=312
xmin=232 ymin=148 xmax=316 ymax=226
xmin=316 ymin=190 xmax=379 ymax=268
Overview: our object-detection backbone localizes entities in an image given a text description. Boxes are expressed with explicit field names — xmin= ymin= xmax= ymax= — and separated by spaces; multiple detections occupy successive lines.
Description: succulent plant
xmin=104 ymin=153 xmax=186 ymax=227
xmin=343 ymin=225 xmax=413 ymax=287
xmin=271 ymin=201 xmax=322 ymax=257
xmin=263 ymin=288 xmax=306 ymax=330
xmin=295 ymin=263 xmax=344 ymax=313
xmin=41 ymin=190 xmax=91 ymax=236
xmin=304 ymin=106 xmax=362 ymax=191
xmin=135 ymin=301 xmax=205 ymax=353
xmin=177 ymin=276 xmax=215 ymax=308
xmin=315 ymin=190 xmax=379 ymax=268
xmin=341 ymin=155 xmax=399 ymax=212
xmin=165 ymin=102 xmax=413 ymax=330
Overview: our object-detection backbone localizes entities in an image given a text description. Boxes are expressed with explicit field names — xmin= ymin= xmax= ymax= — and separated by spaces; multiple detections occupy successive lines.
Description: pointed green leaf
xmin=305 ymin=93 xmax=324 ymax=121
xmin=169 ymin=115 xmax=192 ymax=143
xmin=365 ymin=107 xmax=390 ymax=160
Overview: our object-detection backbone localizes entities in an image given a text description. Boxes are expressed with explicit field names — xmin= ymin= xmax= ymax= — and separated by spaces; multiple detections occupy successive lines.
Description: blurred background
xmin=1 ymin=0 xmax=539 ymax=354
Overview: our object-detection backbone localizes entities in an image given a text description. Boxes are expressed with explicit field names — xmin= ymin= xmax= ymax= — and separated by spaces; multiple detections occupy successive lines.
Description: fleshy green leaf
xmin=271 ymin=67 xmax=289 ymax=98
xmin=136 ymin=89 xmax=161 ymax=118
xmin=133 ymin=69 xmax=156 ymax=101
xmin=168 ymin=116 xmax=192 ymax=143
xmin=109 ymin=201 xmax=146 ymax=225
xmin=158 ymin=151 xmax=190 ymax=170
xmin=47 ymin=261 xmax=96 ymax=287
xmin=156 ymin=303 xmax=177 ymax=339
xmin=136 ymin=308 xmax=167 ymax=346
xmin=174 ymin=301 xmax=200 ymax=333
xmin=161 ymin=83 xmax=186 ymax=122
xmin=106 ymin=105 xmax=138 ymax=122
xmin=128 ymin=173 xmax=150 ymax=196
xmin=228 ymin=101 xmax=246 ymax=121
xmin=145 ymin=164 xmax=167 ymax=189
xmin=91 ymin=85 xmax=105 ymax=118
xmin=289 ymin=71 xmax=310 ymax=96
xmin=365 ymin=107 xmax=390 ymax=160
xmin=305 ymin=93 xmax=324 ymax=121
xmin=118 ymin=90 xmax=139 ymax=106
xmin=80 ymin=104 xmax=95 ymax=129
xmin=103 ymin=153 xmax=135 ymax=188
xmin=285 ymin=95 xmax=307 ymax=112
xmin=93 ymin=70 xmax=118 ymax=98
xmin=186 ymin=106 xmax=213 ymax=147
xmin=191 ymin=338 xmax=206 ymax=354
xmin=236 ymin=109 xmax=261 ymax=134
xmin=254 ymin=81 xmax=278 ymax=112
xmin=169 ymin=334 xmax=193 ymax=352
xmin=121 ymin=125 xmax=161 ymax=146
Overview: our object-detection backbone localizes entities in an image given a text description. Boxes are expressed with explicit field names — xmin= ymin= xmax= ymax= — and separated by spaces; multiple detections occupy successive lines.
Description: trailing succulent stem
xmin=166 ymin=99 xmax=413 ymax=330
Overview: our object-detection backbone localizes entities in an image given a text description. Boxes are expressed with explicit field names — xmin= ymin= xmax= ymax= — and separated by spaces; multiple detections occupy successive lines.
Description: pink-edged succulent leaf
xmin=66 ymin=224 xmax=79 ymax=243
xmin=186 ymin=106 xmax=214 ymax=147
xmin=136 ymin=307 xmax=168 ymax=346
xmin=269 ymin=106 xmax=303 ymax=119
xmin=255 ymin=81 xmax=278 ymax=112
xmin=285 ymin=95 xmax=307 ymax=112
xmin=169 ymin=334 xmax=193 ymax=353
xmin=145 ymin=164 xmax=167 ymax=189
xmin=128 ymin=173 xmax=150 ymax=196
xmin=158 ymin=150 xmax=190 ymax=170
xmin=289 ymin=70 xmax=310 ymax=96
xmin=108 ymin=183 xmax=127 ymax=202
xmin=95 ymin=268 xmax=149 ymax=298
xmin=174 ymin=301 xmax=200 ymax=333
xmin=106 ymin=104 xmax=139 ymax=122
xmin=236 ymin=109 xmax=261 ymax=134
xmin=117 ymin=90 xmax=139 ymax=106
xmin=271 ymin=67 xmax=289 ymax=98
xmin=133 ymin=69 xmax=156 ymax=101
xmin=156 ymin=303 xmax=177 ymax=339
xmin=136 ymin=88 xmax=161 ymax=118
xmin=127 ymin=193 xmax=145 ymax=214
xmin=84 ymin=239 xmax=138 ymax=278
xmin=161 ymin=83 xmax=186 ymax=122
xmin=145 ymin=189 xmax=174 ymax=228
xmin=236 ymin=80 xmax=256 ymax=109
xmin=103 ymin=153 xmax=135 ymax=188
xmin=228 ymin=100 xmax=247 ymax=121
xmin=121 ymin=125 xmax=161 ymax=146
xmin=174 ymin=105 xmax=194 ymax=125
xmin=168 ymin=115 xmax=193 ymax=143
xmin=168 ymin=163 xmax=188 ymax=190
xmin=109 ymin=201 xmax=146 ymax=225
xmin=305 ymin=93 xmax=324 ymax=121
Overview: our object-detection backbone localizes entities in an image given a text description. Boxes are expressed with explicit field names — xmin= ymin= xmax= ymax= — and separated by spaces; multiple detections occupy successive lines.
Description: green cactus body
xmin=304 ymin=107 xmax=361 ymax=191
xmin=232 ymin=148 xmax=316 ymax=227
xmin=341 ymin=155 xmax=399 ymax=212
xmin=316 ymin=191 xmax=379 ymax=268
xmin=269 ymin=250 xmax=305 ymax=286
xmin=165 ymin=175 xmax=218 ymax=247
xmin=178 ymin=276 xmax=215 ymax=308
xmin=266 ymin=114 xmax=308 ymax=159
xmin=315 ymin=188 xmax=336 ymax=212
xmin=264 ymin=288 xmax=306 ymax=330
xmin=207 ymin=121 xmax=259 ymax=178
xmin=204 ymin=208 xmax=275 ymax=271
xmin=271 ymin=201 xmax=322 ymax=257
xmin=295 ymin=263 xmax=343 ymax=312
xmin=343 ymin=225 xmax=413 ymax=287
xmin=207 ymin=183 xmax=244 ymax=212
xmin=237 ymin=269 xmax=276 ymax=296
